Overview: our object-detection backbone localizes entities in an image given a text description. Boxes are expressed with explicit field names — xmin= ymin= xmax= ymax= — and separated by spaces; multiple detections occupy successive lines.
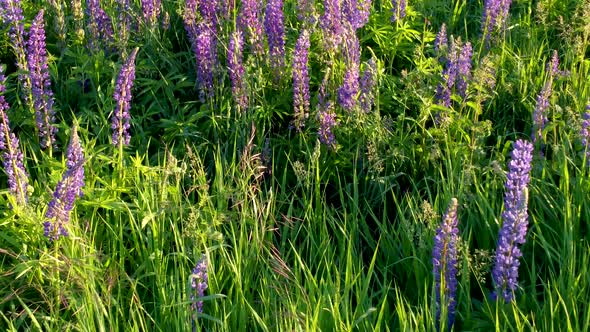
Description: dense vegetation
xmin=0 ymin=0 xmax=589 ymax=330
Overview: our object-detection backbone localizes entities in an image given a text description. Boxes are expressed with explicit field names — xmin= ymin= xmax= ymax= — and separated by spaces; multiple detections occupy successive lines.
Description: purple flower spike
xmin=531 ymin=82 xmax=551 ymax=144
xmin=112 ymin=48 xmax=139 ymax=146
xmin=293 ymin=29 xmax=311 ymax=131
xmin=343 ymin=0 xmax=371 ymax=30
xmin=86 ymin=0 xmax=114 ymax=49
xmin=432 ymin=198 xmax=459 ymax=330
xmin=265 ymin=0 xmax=285 ymax=79
xmin=434 ymin=23 xmax=448 ymax=55
xmin=318 ymin=108 xmax=338 ymax=148
xmin=0 ymin=65 xmax=29 ymax=205
xmin=27 ymin=10 xmax=57 ymax=150
xmin=492 ymin=139 xmax=533 ymax=302
xmin=359 ymin=58 xmax=377 ymax=113
xmin=390 ymin=0 xmax=406 ymax=22
xmin=0 ymin=0 xmax=30 ymax=106
xmin=191 ymin=254 xmax=208 ymax=314
xmin=239 ymin=0 xmax=264 ymax=55
xmin=581 ymin=103 xmax=590 ymax=166
xmin=195 ymin=24 xmax=216 ymax=102
xmin=338 ymin=29 xmax=361 ymax=111
xmin=141 ymin=0 xmax=162 ymax=26
xmin=228 ymin=31 xmax=248 ymax=110
xmin=481 ymin=0 xmax=513 ymax=47
xmin=297 ymin=0 xmax=316 ymax=24
xmin=320 ymin=0 xmax=343 ymax=51
xmin=456 ymin=42 xmax=472 ymax=97
xmin=44 ymin=126 xmax=85 ymax=241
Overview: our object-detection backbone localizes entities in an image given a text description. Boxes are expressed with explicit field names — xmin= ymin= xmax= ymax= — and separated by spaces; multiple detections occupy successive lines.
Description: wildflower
xmin=194 ymin=24 xmax=216 ymax=102
xmin=264 ymin=0 xmax=285 ymax=79
xmin=481 ymin=0 xmax=513 ymax=47
xmin=297 ymin=0 xmax=315 ymax=24
xmin=320 ymin=0 xmax=343 ymax=51
xmin=343 ymin=0 xmax=371 ymax=30
xmin=581 ymin=103 xmax=590 ymax=165
xmin=390 ymin=0 xmax=406 ymax=22
xmin=44 ymin=126 xmax=85 ymax=240
xmin=531 ymin=82 xmax=551 ymax=144
xmin=228 ymin=30 xmax=248 ymax=110
xmin=318 ymin=108 xmax=338 ymax=148
xmin=86 ymin=0 xmax=114 ymax=49
xmin=112 ymin=48 xmax=139 ymax=146
xmin=434 ymin=23 xmax=448 ymax=55
xmin=239 ymin=0 xmax=264 ymax=55
xmin=492 ymin=139 xmax=533 ymax=302
xmin=191 ymin=254 xmax=208 ymax=314
xmin=456 ymin=41 xmax=472 ymax=97
xmin=359 ymin=58 xmax=377 ymax=113
xmin=293 ymin=29 xmax=311 ymax=130
xmin=0 ymin=65 xmax=28 ymax=204
xmin=0 ymin=0 xmax=31 ymax=108
xmin=27 ymin=10 xmax=57 ymax=150
xmin=432 ymin=198 xmax=460 ymax=330
xmin=141 ymin=0 xmax=161 ymax=26
xmin=337 ymin=28 xmax=361 ymax=111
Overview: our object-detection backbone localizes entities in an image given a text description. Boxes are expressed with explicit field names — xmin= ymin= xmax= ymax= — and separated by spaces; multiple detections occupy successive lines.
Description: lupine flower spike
xmin=86 ymin=0 xmax=114 ymax=50
xmin=44 ymin=126 xmax=85 ymax=240
xmin=432 ymin=198 xmax=460 ymax=330
xmin=337 ymin=28 xmax=361 ymax=111
xmin=28 ymin=10 xmax=57 ymax=151
xmin=320 ymin=0 xmax=343 ymax=51
xmin=228 ymin=31 xmax=248 ymax=111
xmin=0 ymin=0 xmax=32 ymax=109
xmin=112 ymin=48 xmax=139 ymax=147
xmin=390 ymin=0 xmax=406 ymax=23
xmin=581 ymin=102 xmax=590 ymax=166
xmin=359 ymin=58 xmax=377 ymax=113
xmin=191 ymin=254 xmax=208 ymax=314
xmin=317 ymin=71 xmax=338 ymax=148
xmin=0 ymin=64 xmax=29 ymax=205
xmin=492 ymin=139 xmax=533 ymax=302
xmin=239 ymin=0 xmax=264 ymax=55
xmin=265 ymin=0 xmax=285 ymax=80
xmin=293 ymin=29 xmax=311 ymax=131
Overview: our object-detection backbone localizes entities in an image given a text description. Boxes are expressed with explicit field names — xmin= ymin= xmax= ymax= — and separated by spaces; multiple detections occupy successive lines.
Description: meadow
xmin=0 ymin=0 xmax=589 ymax=330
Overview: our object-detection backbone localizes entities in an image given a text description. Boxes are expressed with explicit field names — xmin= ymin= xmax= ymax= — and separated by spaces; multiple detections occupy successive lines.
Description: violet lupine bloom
xmin=481 ymin=0 xmax=513 ymax=47
xmin=338 ymin=29 xmax=361 ymax=111
xmin=86 ymin=0 xmax=114 ymax=49
xmin=183 ymin=0 xmax=199 ymax=45
xmin=293 ymin=29 xmax=311 ymax=131
xmin=456 ymin=41 xmax=472 ymax=98
xmin=390 ymin=0 xmax=406 ymax=22
xmin=435 ymin=38 xmax=460 ymax=107
xmin=141 ymin=0 xmax=161 ymax=26
xmin=191 ymin=254 xmax=208 ymax=314
xmin=112 ymin=48 xmax=139 ymax=146
xmin=434 ymin=23 xmax=448 ymax=55
xmin=117 ymin=0 xmax=132 ymax=47
xmin=27 ymin=10 xmax=57 ymax=150
xmin=44 ymin=127 xmax=85 ymax=241
xmin=297 ymin=0 xmax=315 ymax=25
xmin=581 ymin=103 xmax=590 ymax=165
xmin=228 ymin=31 xmax=248 ymax=110
xmin=239 ymin=0 xmax=264 ymax=55
xmin=318 ymin=108 xmax=338 ymax=148
xmin=1 ymin=0 xmax=31 ymax=108
xmin=0 ymin=65 xmax=28 ymax=204
xmin=432 ymin=198 xmax=459 ymax=330
xmin=264 ymin=0 xmax=285 ymax=79
xmin=343 ymin=0 xmax=371 ymax=30
xmin=194 ymin=25 xmax=216 ymax=102
xmin=320 ymin=0 xmax=343 ymax=51
xmin=492 ymin=139 xmax=533 ymax=302
xmin=531 ymin=82 xmax=551 ymax=144
xmin=359 ymin=58 xmax=377 ymax=113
